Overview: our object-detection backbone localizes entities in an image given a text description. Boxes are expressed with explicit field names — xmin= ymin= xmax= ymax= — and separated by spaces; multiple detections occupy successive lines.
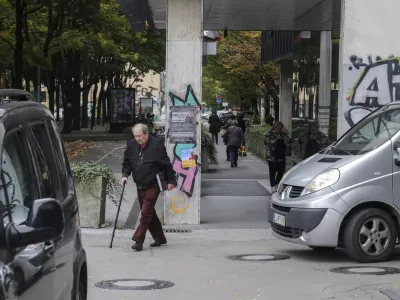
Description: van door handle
xmin=43 ymin=241 xmax=54 ymax=254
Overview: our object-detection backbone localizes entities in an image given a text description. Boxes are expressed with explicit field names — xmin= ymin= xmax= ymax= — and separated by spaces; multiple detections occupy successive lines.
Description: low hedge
xmin=245 ymin=125 xmax=271 ymax=160
xmin=245 ymin=124 xmax=292 ymax=160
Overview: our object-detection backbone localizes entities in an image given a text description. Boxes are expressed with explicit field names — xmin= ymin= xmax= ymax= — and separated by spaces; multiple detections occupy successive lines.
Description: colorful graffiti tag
xmin=168 ymin=85 xmax=201 ymax=206
xmin=343 ymin=55 xmax=400 ymax=130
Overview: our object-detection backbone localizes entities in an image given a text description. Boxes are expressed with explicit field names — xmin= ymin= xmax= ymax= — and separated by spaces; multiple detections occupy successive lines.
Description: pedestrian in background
xmin=237 ymin=112 xmax=246 ymax=134
xmin=121 ymin=123 xmax=177 ymax=251
xmin=222 ymin=120 xmax=245 ymax=168
xmin=208 ymin=110 xmax=221 ymax=144
xmin=265 ymin=121 xmax=290 ymax=193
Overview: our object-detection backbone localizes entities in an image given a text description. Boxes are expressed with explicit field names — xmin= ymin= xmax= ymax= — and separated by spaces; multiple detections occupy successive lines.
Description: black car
xmin=0 ymin=101 xmax=87 ymax=300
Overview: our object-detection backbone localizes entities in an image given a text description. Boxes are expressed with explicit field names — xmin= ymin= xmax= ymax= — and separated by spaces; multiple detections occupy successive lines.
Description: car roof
xmin=0 ymin=89 xmax=34 ymax=97
xmin=0 ymin=101 xmax=51 ymax=120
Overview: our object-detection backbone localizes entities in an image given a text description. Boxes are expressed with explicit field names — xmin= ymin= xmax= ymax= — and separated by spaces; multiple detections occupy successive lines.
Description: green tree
xmin=203 ymin=31 xmax=279 ymax=118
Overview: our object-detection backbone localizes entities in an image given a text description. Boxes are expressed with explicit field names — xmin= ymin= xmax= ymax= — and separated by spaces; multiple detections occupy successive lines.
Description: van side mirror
xmin=6 ymin=198 xmax=64 ymax=249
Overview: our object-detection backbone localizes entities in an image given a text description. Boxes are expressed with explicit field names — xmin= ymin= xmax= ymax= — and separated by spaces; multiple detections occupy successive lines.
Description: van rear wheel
xmin=343 ymin=208 xmax=397 ymax=263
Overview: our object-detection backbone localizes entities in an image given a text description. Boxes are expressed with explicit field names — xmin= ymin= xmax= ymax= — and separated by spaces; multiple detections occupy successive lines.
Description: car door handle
xmin=43 ymin=241 xmax=54 ymax=254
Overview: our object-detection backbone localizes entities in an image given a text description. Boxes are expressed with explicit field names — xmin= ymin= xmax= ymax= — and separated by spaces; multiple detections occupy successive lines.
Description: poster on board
xmin=110 ymin=89 xmax=135 ymax=123
xmin=168 ymin=106 xmax=197 ymax=144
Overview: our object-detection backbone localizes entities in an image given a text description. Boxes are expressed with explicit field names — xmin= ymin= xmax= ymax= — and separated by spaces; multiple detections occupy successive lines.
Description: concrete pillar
xmin=279 ymin=60 xmax=293 ymax=129
xmin=338 ymin=0 xmax=400 ymax=136
xmin=318 ymin=31 xmax=332 ymax=136
xmin=164 ymin=0 xmax=203 ymax=225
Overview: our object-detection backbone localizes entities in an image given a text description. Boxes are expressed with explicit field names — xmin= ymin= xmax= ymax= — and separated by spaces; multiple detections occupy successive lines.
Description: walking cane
xmin=109 ymin=182 xmax=126 ymax=248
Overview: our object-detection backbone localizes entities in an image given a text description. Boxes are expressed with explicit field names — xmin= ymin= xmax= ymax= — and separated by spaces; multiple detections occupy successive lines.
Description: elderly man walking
xmin=121 ymin=124 xmax=177 ymax=251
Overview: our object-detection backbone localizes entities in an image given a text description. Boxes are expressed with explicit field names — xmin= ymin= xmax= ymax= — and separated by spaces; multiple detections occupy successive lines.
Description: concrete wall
xmin=279 ymin=60 xmax=293 ymax=129
xmin=76 ymin=176 xmax=106 ymax=228
xmin=164 ymin=0 xmax=203 ymax=225
xmin=338 ymin=0 xmax=400 ymax=136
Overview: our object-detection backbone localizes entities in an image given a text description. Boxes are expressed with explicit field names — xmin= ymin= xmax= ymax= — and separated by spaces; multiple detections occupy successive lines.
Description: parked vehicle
xmin=0 ymin=89 xmax=37 ymax=102
xmin=269 ymin=102 xmax=400 ymax=263
xmin=0 ymin=101 xmax=87 ymax=299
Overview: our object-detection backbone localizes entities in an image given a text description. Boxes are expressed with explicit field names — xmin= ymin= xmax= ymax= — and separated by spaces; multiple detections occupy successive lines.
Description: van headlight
xmin=300 ymin=169 xmax=340 ymax=196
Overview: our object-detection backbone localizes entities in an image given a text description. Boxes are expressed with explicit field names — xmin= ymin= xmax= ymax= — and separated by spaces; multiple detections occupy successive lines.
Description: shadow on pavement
xmin=281 ymin=246 xmax=400 ymax=263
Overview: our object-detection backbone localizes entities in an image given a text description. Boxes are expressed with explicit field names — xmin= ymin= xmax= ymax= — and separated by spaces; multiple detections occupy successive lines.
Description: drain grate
xmin=164 ymin=228 xmax=192 ymax=233
xmin=330 ymin=266 xmax=400 ymax=276
xmin=226 ymin=254 xmax=291 ymax=262
xmin=95 ymin=279 xmax=174 ymax=290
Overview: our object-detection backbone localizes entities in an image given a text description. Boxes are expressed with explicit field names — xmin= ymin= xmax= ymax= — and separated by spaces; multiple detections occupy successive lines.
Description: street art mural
xmin=342 ymin=55 xmax=400 ymax=132
xmin=168 ymin=85 xmax=201 ymax=213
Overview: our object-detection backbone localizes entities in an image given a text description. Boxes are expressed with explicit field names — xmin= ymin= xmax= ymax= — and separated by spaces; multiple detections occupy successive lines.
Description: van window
xmin=46 ymin=120 xmax=69 ymax=198
xmin=332 ymin=107 xmax=400 ymax=155
xmin=30 ymin=123 xmax=57 ymax=199
xmin=1 ymin=130 xmax=35 ymax=226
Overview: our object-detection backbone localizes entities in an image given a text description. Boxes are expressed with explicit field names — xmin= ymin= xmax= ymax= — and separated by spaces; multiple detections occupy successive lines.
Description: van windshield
xmin=330 ymin=106 xmax=400 ymax=155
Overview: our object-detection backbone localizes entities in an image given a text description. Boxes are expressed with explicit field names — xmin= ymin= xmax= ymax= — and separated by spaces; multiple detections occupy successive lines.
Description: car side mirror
xmin=6 ymin=198 xmax=64 ymax=249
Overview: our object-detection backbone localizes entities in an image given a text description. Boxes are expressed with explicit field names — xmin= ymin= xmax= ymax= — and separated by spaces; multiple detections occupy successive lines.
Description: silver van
xmin=268 ymin=103 xmax=400 ymax=263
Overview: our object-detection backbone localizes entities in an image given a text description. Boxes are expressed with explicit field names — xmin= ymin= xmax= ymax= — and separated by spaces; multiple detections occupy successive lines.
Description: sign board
xmin=216 ymin=98 xmax=222 ymax=105
xmin=169 ymin=106 xmax=197 ymax=144
xmin=110 ymin=88 xmax=135 ymax=124
xmin=223 ymin=102 xmax=228 ymax=107
xmin=140 ymin=97 xmax=153 ymax=116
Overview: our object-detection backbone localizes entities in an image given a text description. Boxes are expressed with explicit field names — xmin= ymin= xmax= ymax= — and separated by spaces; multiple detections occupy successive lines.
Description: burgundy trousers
xmin=132 ymin=185 xmax=167 ymax=244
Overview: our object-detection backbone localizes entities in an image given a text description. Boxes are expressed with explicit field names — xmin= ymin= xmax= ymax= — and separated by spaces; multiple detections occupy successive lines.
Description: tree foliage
xmin=203 ymin=31 xmax=279 ymax=117
xmin=0 ymin=0 xmax=165 ymax=132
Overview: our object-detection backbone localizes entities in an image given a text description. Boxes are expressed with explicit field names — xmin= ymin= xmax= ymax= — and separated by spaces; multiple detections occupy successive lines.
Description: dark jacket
xmin=237 ymin=116 xmax=246 ymax=133
xmin=223 ymin=113 xmax=235 ymax=128
xmin=122 ymin=135 xmax=177 ymax=189
xmin=208 ymin=114 xmax=221 ymax=133
xmin=264 ymin=130 xmax=290 ymax=162
xmin=222 ymin=125 xmax=245 ymax=148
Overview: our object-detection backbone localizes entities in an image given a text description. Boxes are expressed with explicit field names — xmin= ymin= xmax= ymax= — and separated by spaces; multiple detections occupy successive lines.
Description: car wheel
xmin=308 ymin=246 xmax=336 ymax=251
xmin=343 ymin=208 xmax=397 ymax=263
xmin=76 ymin=279 xmax=86 ymax=300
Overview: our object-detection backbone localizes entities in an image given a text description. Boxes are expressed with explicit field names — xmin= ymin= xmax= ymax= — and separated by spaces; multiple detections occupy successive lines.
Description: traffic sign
xmin=216 ymin=98 xmax=222 ymax=104
xmin=216 ymin=94 xmax=222 ymax=100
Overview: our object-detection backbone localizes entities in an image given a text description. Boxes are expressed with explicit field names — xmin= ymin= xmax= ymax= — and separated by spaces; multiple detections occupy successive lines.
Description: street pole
xmin=36 ymin=39 xmax=40 ymax=102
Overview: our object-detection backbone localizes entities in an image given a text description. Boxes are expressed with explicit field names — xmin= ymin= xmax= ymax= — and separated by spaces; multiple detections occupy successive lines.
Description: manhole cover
xmin=330 ymin=266 xmax=400 ymax=276
xmin=226 ymin=254 xmax=290 ymax=262
xmin=164 ymin=228 xmax=192 ymax=233
xmin=95 ymin=279 xmax=175 ymax=290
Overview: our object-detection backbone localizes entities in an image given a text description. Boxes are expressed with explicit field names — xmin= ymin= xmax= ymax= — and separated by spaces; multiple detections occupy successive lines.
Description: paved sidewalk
xmin=83 ymin=228 xmax=400 ymax=300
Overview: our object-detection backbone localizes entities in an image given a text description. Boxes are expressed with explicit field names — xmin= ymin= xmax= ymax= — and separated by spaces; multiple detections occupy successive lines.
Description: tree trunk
xmin=97 ymin=78 xmax=106 ymax=124
xmin=13 ymin=0 xmax=24 ymax=89
xmin=61 ymin=84 xmax=72 ymax=134
xmin=81 ymin=84 xmax=90 ymax=128
xmin=71 ymin=51 xmax=81 ymax=131
xmin=48 ymin=81 xmax=55 ymax=114
xmin=91 ymin=83 xmax=98 ymax=130
xmin=56 ymin=83 xmax=61 ymax=121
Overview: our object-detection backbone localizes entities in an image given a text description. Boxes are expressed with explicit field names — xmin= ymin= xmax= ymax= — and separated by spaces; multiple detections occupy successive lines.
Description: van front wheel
xmin=343 ymin=208 xmax=397 ymax=263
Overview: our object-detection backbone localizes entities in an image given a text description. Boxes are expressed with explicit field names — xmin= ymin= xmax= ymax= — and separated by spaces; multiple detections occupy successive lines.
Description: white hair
xmin=132 ymin=123 xmax=149 ymax=134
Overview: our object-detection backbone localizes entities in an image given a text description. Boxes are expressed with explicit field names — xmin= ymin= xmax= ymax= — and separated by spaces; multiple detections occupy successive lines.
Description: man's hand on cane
xmin=121 ymin=177 xmax=128 ymax=185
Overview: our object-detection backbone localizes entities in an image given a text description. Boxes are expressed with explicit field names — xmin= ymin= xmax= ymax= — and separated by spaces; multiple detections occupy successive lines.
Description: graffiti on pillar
xmin=342 ymin=54 xmax=399 ymax=131
xmin=168 ymin=85 xmax=201 ymax=213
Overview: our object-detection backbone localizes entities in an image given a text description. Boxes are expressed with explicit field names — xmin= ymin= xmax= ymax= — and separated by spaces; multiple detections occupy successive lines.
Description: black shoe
xmin=132 ymin=242 xmax=143 ymax=251
xmin=150 ymin=240 xmax=167 ymax=247
xmin=231 ymin=164 xmax=234 ymax=168
xmin=234 ymin=164 xmax=238 ymax=167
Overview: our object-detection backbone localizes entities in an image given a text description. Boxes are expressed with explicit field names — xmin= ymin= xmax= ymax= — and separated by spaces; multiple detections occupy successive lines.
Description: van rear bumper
xmin=268 ymin=202 xmax=344 ymax=247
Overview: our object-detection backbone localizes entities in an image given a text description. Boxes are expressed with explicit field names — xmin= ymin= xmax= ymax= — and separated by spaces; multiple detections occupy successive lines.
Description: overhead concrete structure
xmin=147 ymin=0 xmax=341 ymax=30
